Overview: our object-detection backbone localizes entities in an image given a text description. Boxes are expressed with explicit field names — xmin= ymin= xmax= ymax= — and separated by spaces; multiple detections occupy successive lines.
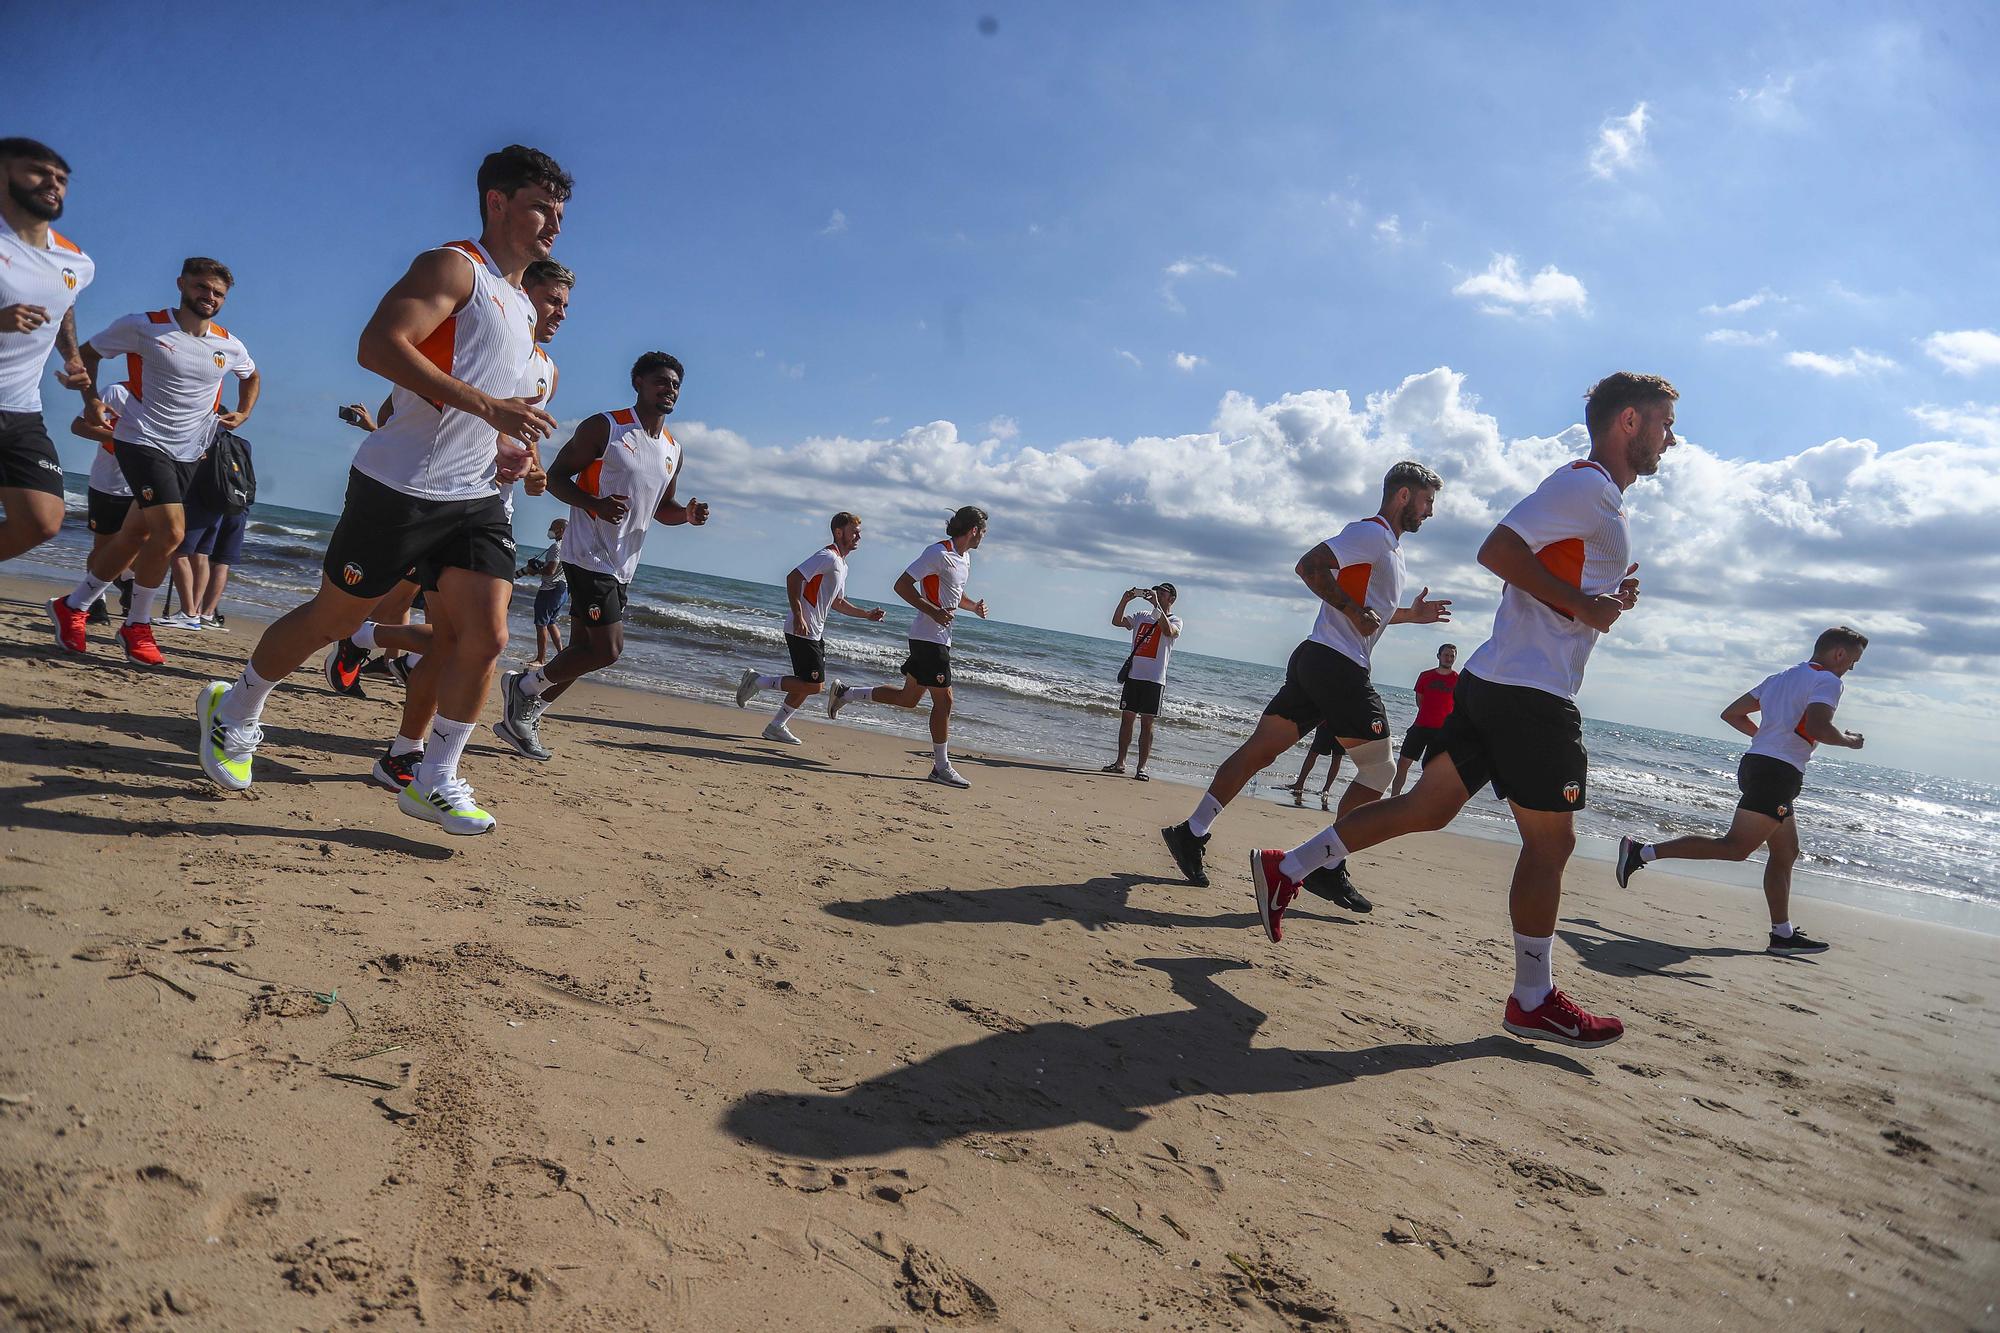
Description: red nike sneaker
xmin=1502 ymin=988 xmax=1624 ymax=1049
xmin=1250 ymin=849 xmax=1301 ymax=943
xmin=117 ymin=622 xmax=165 ymax=666
xmin=47 ymin=596 xmax=88 ymax=653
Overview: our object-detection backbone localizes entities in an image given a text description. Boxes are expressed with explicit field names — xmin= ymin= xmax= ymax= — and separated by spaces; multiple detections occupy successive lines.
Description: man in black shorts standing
xmin=1159 ymin=462 xmax=1450 ymax=913
xmin=828 ymin=506 xmax=988 ymax=787
xmin=736 ymin=511 xmax=885 ymax=745
xmin=1251 ymin=372 xmax=1677 ymax=1051
xmin=1390 ymin=643 xmax=1458 ymax=795
xmin=1101 ymin=582 xmax=1181 ymax=781
xmin=1615 ymin=626 xmax=1866 ymax=955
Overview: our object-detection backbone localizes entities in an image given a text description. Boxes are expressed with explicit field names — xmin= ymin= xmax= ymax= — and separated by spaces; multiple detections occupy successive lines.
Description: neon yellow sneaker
xmin=398 ymin=775 xmax=495 ymax=836
xmin=196 ymin=681 xmax=259 ymax=791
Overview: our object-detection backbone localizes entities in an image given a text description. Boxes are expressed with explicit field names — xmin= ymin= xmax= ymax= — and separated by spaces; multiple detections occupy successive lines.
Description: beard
xmin=7 ymin=179 xmax=62 ymax=222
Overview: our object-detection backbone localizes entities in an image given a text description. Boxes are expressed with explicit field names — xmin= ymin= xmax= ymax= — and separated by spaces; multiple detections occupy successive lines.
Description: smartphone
xmin=338 ymin=406 xmax=363 ymax=426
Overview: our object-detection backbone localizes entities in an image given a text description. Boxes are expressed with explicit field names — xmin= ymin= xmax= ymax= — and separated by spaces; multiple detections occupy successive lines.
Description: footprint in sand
xmin=768 ymin=1161 xmax=928 ymax=1204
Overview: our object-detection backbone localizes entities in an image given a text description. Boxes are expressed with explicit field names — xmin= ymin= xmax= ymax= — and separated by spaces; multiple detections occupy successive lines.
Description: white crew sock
xmin=755 ymin=673 xmax=784 ymax=690
xmin=389 ymin=734 xmax=423 ymax=757
xmin=932 ymin=742 xmax=950 ymax=768
xmin=1187 ymin=792 xmax=1224 ymax=838
xmin=350 ymin=621 xmax=381 ymax=651
xmin=65 ymin=571 xmax=111 ymax=611
xmin=772 ymin=704 xmax=798 ymax=726
xmin=518 ymin=667 xmax=550 ymax=697
xmin=1279 ymin=827 xmax=1348 ymax=883
xmin=125 ymin=579 xmax=165 ymax=625
xmin=1512 ymin=933 xmax=1555 ymax=1009
xmin=404 ymin=651 xmax=423 ymax=669
xmin=414 ymin=716 xmax=475 ymax=789
xmin=1771 ymin=920 xmax=1795 ymax=938
xmin=217 ymin=661 xmax=278 ymax=727
xmin=1639 ymin=843 xmax=1659 ymax=863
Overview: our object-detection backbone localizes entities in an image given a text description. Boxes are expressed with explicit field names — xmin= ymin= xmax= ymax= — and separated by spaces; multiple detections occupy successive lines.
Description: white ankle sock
xmin=773 ymin=704 xmax=798 ymax=726
xmin=415 ymin=716 xmax=475 ymax=788
xmin=755 ymin=673 xmax=784 ymax=690
xmin=389 ymin=734 xmax=423 ymax=757
xmin=126 ymin=580 xmax=164 ymax=625
xmin=65 ymin=571 xmax=111 ymax=611
xmin=519 ymin=667 xmax=550 ymax=697
xmin=1639 ymin=844 xmax=1659 ymax=863
xmin=218 ymin=662 xmax=278 ymax=727
xmin=1279 ymin=827 xmax=1348 ymax=883
xmin=932 ymin=742 xmax=950 ymax=767
xmin=1512 ymin=933 xmax=1555 ymax=1009
xmin=350 ymin=621 xmax=380 ymax=651
xmin=1771 ymin=920 xmax=1795 ymax=938
xmin=1187 ymin=792 xmax=1224 ymax=838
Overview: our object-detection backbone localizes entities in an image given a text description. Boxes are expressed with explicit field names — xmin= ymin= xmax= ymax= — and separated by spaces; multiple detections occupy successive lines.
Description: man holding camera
xmin=1102 ymin=582 xmax=1180 ymax=781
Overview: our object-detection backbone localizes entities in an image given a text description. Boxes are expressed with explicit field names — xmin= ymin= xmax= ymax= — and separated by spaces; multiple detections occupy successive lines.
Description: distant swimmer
xmin=827 ymin=506 xmax=989 ymax=788
xmin=496 ymin=351 xmax=708 ymax=760
xmin=1616 ymin=626 xmax=1868 ymax=957
xmin=66 ymin=380 xmax=135 ymax=623
xmin=54 ymin=258 xmax=258 ymax=665
xmin=1390 ymin=643 xmax=1458 ymax=795
xmin=0 ymin=138 xmax=93 ymax=568
xmin=1100 ymin=583 xmax=1181 ymax=782
xmin=735 ymin=510 xmax=886 ymax=745
xmin=1250 ymin=373 xmax=1677 ymax=1051
xmin=196 ymin=145 xmax=571 ymax=837
xmin=1159 ymin=461 xmax=1450 ymax=917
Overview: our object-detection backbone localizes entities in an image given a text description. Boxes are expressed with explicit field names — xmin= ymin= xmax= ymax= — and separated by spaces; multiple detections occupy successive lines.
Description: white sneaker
xmin=398 ymin=775 xmax=496 ymax=835
xmin=734 ymin=668 xmax=760 ymax=708
xmin=762 ymin=719 xmax=803 ymax=745
xmin=927 ymin=763 xmax=971 ymax=789
xmin=200 ymin=615 xmax=228 ymax=632
xmin=196 ymin=681 xmax=260 ymax=791
xmin=157 ymin=612 xmax=202 ymax=630
xmin=826 ymin=680 xmax=851 ymax=719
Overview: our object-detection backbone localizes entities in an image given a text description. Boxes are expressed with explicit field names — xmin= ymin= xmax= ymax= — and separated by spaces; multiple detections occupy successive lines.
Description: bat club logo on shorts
xmin=1562 ymin=781 xmax=1582 ymax=805
xmin=341 ymin=562 xmax=364 ymax=587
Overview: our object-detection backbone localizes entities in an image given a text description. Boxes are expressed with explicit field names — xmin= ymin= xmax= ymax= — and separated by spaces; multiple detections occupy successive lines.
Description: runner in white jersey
xmin=320 ymin=260 xmax=572 ymax=794
xmin=0 ymin=138 xmax=93 ymax=566
xmin=1616 ymin=626 xmax=1867 ymax=956
xmin=1160 ymin=462 xmax=1450 ymax=916
xmin=1101 ymin=582 xmax=1182 ymax=782
xmin=50 ymin=258 xmax=258 ymax=666
xmin=195 ymin=145 xmax=570 ymax=838
xmin=735 ymin=510 xmax=886 ymax=744
xmin=66 ymin=380 xmax=135 ymax=621
xmin=1252 ymin=373 xmax=1677 ymax=1052
xmin=496 ymin=352 xmax=710 ymax=759
xmin=827 ymin=506 xmax=990 ymax=787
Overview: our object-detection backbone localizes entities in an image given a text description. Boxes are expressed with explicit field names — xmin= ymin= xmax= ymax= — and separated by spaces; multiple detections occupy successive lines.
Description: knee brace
xmin=1348 ymin=737 xmax=1396 ymax=793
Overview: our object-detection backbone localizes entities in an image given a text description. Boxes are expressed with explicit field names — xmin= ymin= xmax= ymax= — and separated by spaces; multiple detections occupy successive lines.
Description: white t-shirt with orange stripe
xmin=1465 ymin=458 xmax=1630 ymax=700
xmin=559 ymin=408 xmax=680 ymax=584
xmin=350 ymin=239 xmax=537 ymax=501
xmin=85 ymin=382 xmax=134 ymax=497
xmin=789 ymin=545 xmax=848 ymax=641
xmin=1746 ymin=662 xmax=1844 ymax=774
xmin=0 ymin=227 xmax=93 ymax=414
xmin=85 ymin=311 xmax=252 ymax=462
xmin=904 ymin=540 xmax=971 ymax=646
xmin=1306 ymin=514 xmax=1405 ymax=672
xmin=1121 ymin=609 xmax=1184 ymax=685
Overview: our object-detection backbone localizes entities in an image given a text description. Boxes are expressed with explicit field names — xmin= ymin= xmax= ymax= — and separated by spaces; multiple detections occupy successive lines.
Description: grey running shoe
xmin=928 ymin=763 xmax=971 ymax=788
xmin=735 ymin=668 xmax=760 ymax=707
xmin=826 ymin=680 xmax=852 ymax=719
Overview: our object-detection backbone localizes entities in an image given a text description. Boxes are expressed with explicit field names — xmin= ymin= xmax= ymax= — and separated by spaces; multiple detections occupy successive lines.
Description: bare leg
xmin=1760 ymin=817 xmax=1799 ymax=927
xmin=246 ymin=576 xmax=378 ymax=681
xmin=1113 ymin=712 xmax=1135 ymax=765
xmin=1648 ymin=808 xmax=1778 ymax=865
xmin=373 ymin=621 xmax=435 ymax=655
xmin=1326 ymin=752 xmax=1474 ymax=855
xmin=427 ymin=567 xmax=511 ymax=723
xmin=1135 ymin=715 xmax=1155 ymax=770
xmin=536 ymin=619 xmax=622 ymax=704
xmin=780 ymin=680 xmax=819 ymax=709
xmin=1389 ymin=755 xmax=1417 ymax=796
xmin=1209 ymin=713 xmax=1305 ymax=807
xmin=198 ymin=561 xmax=231 ymax=617
xmin=0 ymin=487 xmax=64 ymax=561
xmin=1507 ymin=805 xmax=1577 ymax=937
xmin=170 ymin=553 xmax=199 ymax=616
xmin=928 ymin=686 xmax=951 ymax=743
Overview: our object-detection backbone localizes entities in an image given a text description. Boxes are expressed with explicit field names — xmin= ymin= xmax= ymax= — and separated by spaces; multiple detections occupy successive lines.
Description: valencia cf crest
xmin=61 ymin=267 xmax=78 ymax=290
xmin=1562 ymin=781 xmax=1582 ymax=805
xmin=1371 ymin=718 xmax=1385 ymax=735
xmin=587 ymin=604 xmax=602 ymax=621
xmin=341 ymin=562 xmax=364 ymax=587
xmin=213 ymin=351 xmax=227 ymax=368
xmin=1776 ymin=804 xmax=1789 ymax=818
xmin=141 ymin=486 xmax=154 ymax=501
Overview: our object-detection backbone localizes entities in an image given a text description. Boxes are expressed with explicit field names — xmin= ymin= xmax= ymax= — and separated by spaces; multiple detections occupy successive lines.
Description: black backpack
xmin=193 ymin=430 xmax=256 ymax=515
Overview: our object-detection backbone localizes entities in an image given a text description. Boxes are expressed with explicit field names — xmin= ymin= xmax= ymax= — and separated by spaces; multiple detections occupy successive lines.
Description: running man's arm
xmin=653 ymin=472 xmax=709 ymax=526
xmin=1388 ymin=585 xmax=1452 ymax=626
xmin=958 ymin=592 xmax=988 ymax=618
xmin=217 ymin=367 xmax=260 ymax=430
xmin=544 ymin=416 xmax=616 ymax=517
xmin=1799 ymin=701 xmax=1864 ymax=749
xmin=68 ymin=410 xmax=116 ymax=444
xmin=1477 ymin=526 xmax=1636 ymax=633
xmin=1720 ymin=691 xmax=1760 ymax=739
xmin=894 ymin=571 xmax=952 ymax=628
xmin=832 ymin=596 xmax=886 ymax=621
xmin=785 ymin=568 xmax=808 ymax=631
xmin=1296 ymin=543 xmax=1374 ymax=635
xmin=356 ymin=250 xmax=555 ymax=444
xmin=53 ymin=307 xmax=88 ymax=389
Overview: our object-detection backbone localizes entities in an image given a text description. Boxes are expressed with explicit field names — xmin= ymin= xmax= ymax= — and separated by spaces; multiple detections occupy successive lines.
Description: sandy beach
xmin=0 ymin=572 xmax=1995 ymax=1331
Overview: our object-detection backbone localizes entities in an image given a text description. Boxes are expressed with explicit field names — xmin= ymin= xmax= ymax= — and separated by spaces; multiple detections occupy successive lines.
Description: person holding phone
xmin=1101 ymin=581 xmax=1181 ymax=781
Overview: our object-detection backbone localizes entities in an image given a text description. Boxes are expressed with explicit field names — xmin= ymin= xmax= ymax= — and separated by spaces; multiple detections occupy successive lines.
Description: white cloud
xmin=1922 ymin=329 xmax=2000 ymax=376
xmin=1736 ymin=73 xmax=1801 ymax=126
xmin=1704 ymin=329 xmax=1778 ymax=348
xmin=871 ymin=415 xmax=892 ymax=427
xmin=1589 ymin=101 xmax=1650 ymax=178
xmin=1451 ymin=254 xmax=1588 ymax=318
xmin=1114 ymin=348 xmax=1143 ymax=369
xmin=1911 ymin=402 xmax=2000 ymax=447
xmin=1374 ymin=215 xmax=1404 ymax=245
xmin=820 ymin=209 xmax=848 ymax=236
xmin=1160 ymin=255 xmax=1236 ymax=313
xmin=1326 ymin=193 xmax=1367 ymax=228
xmin=1785 ymin=348 xmax=1898 ymax=378
xmin=1701 ymin=288 xmax=1784 ymax=317
xmin=777 ymin=361 xmax=806 ymax=380
xmin=1173 ymin=352 xmax=1206 ymax=373
xmin=985 ymin=415 xmax=1020 ymax=441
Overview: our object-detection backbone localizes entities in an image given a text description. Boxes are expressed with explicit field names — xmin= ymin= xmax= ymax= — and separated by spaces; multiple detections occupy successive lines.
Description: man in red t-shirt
xmin=1390 ymin=644 xmax=1457 ymax=795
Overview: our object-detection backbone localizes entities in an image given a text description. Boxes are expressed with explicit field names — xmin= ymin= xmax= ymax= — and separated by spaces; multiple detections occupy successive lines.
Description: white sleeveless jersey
xmin=560 ymin=407 xmax=681 ymax=584
xmin=502 ymin=345 xmax=557 ymax=519
xmin=350 ymin=239 xmax=536 ymax=501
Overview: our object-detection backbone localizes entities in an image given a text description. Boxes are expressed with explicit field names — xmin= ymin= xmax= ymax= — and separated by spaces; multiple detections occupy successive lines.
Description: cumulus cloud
xmin=1705 ymin=329 xmax=1778 ymax=348
xmin=1173 ymin=352 xmax=1206 ymax=372
xmin=1160 ymin=255 xmax=1236 ymax=312
xmin=1701 ymin=288 xmax=1784 ymax=317
xmin=985 ymin=415 xmax=1020 ymax=441
xmin=1922 ymin=329 xmax=2000 ymax=376
xmin=1785 ymin=348 xmax=1898 ymax=377
xmin=1114 ymin=348 xmax=1143 ymax=369
xmin=1451 ymin=255 xmax=1588 ymax=317
xmin=1589 ymin=102 xmax=1650 ymax=178
xmin=820 ymin=209 xmax=848 ymax=236
xmin=1911 ymin=402 xmax=2000 ymax=447
xmin=1374 ymin=216 xmax=1404 ymax=245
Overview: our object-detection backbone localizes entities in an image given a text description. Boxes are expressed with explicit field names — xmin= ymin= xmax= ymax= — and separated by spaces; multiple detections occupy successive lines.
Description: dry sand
xmin=0 ymin=574 xmax=1995 ymax=1331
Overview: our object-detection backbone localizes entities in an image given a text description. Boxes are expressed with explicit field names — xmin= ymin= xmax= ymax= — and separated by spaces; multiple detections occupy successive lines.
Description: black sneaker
xmin=1616 ymin=835 xmax=1647 ymax=889
xmin=85 ymin=597 xmax=110 ymax=625
xmin=384 ymin=654 xmax=413 ymax=688
xmin=323 ymin=638 xmax=371 ymax=697
xmin=1302 ymin=861 xmax=1372 ymax=913
xmin=1767 ymin=928 xmax=1831 ymax=956
xmin=359 ymin=654 xmax=395 ymax=678
xmin=1161 ymin=822 xmax=1211 ymax=886
xmin=114 ymin=576 xmax=134 ymax=617
xmin=369 ymin=746 xmax=423 ymax=792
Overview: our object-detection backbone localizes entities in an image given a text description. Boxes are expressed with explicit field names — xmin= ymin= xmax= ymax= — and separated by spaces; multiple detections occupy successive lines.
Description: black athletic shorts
xmin=1736 ymin=753 xmax=1803 ymax=821
xmin=0 ymin=411 xmax=64 ymax=495
xmin=564 ymin=562 xmax=628 ymax=626
xmin=114 ymin=441 xmax=201 ymax=508
xmin=86 ymin=486 xmax=133 ymax=533
xmin=1435 ymin=671 xmax=1587 ymax=812
xmin=1401 ymin=723 xmax=1445 ymax=763
xmin=785 ymin=633 xmax=827 ymax=683
xmin=1308 ymin=723 xmax=1344 ymax=755
xmin=901 ymin=639 xmax=951 ymax=688
xmin=321 ymin=468 xmax=516 ymax=599
xmin=1262 ymin=639 xmax=1389 ymax=743
xmin=1120 ymin=678 xmax=1164 ymax=717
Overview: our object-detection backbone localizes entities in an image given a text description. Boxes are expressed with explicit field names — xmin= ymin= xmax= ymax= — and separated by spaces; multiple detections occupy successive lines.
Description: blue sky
xmin=21 ymin=2 xmax=2000 ymax=781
